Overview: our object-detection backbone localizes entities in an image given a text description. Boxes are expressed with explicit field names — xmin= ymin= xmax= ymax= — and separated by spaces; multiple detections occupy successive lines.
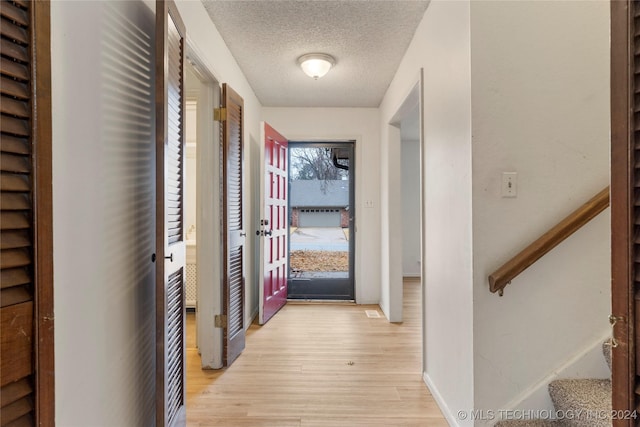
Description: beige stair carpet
xmin=496 ymin=341 xmax=612 ymax=427
xmin=548 ymin=378 xmax=611 ymax=427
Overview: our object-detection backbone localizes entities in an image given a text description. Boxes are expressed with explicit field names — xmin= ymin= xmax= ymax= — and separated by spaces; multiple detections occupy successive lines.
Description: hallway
xmin=186 ymin=279 xmax=447 ymax=426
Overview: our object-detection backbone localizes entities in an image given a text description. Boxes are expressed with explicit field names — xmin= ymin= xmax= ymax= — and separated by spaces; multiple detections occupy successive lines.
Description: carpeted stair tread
xmin=548 ymin=379 xmax=611 ymax=427
xmin=495 ymin=420 xmax=566 ymax=426
xmin=602 ymin=341 xmax=612 ymax=372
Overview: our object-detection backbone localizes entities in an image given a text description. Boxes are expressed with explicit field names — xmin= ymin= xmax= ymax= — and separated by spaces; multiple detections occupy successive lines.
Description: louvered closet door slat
xmin=0 ymin=153 xmax=30 ymax=174
xmin=1 ymin=230 xmax=30 ymax=250
xmin=221 ymin=83 xmax=245 ymax=367
xmin=0 ymin=212 xmax=29 ymax=230
xmin=0 ymin=20 xmax=28 ymax=45
xmin=0 ymin=268 xmax=30 ymax=289
xmin=0 ymin=135 xmax=29 ymax=155
xmin=0 ymin=39 xmax=28 ymax=63
xmin=1 ymin=378 xmax=32 ymax=408
xmin=1 ymin=193 xmax=29 ymax=210
xmin=6 ymin=414 xmax=35 ymax=427
xmin=0 ymin=174 xmax=29 ymax=192
xmin=1 ymin=397 xmax=34 ymax=426
xmin=165 ymin=269 xmax=184 ymax=425
xmin=0 ymin=1 xmax=28 ymax=26
xmin=1 ymin=249 xmax=30 ymax=270
xmin=0 ymin=39 xmax=29 ymax=64
xmin=1 ymin=116 xmax=29 ymax=137
xmin=0 ymin=234 xmax=29 ymax=255
xmin=1 ymin=76 xmax=29 ymax=100
xmin=0 ymin=58 xmax=28 ymax=82
xmin=1 ymin=287 xmax=31 ymax=308
xmin=0 ymin=96 xmax=29 ymax=118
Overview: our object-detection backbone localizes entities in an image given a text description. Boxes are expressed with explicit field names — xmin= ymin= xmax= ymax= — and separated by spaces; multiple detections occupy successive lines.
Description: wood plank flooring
xmin=186 ymin=278 xmax=447 ymax=426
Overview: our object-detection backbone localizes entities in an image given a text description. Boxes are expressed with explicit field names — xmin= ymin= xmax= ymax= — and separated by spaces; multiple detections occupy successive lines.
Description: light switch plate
xmin=502 ymin=172 xmax=517 ymax=198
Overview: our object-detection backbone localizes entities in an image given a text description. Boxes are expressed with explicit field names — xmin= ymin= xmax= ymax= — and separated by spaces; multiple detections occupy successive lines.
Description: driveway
xmin=289 ymin=227 xmax=348 ymax=251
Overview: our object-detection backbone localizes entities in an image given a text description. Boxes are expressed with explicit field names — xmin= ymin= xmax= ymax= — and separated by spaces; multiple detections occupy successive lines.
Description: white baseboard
xmin=423 ymin=372 xmax=461 ymax=427
xmin=247 ymin=306 xmax=258 ymax=330
xmin=500 ymin=330 xmax=611 ymax=414
xmin=355 ymin=299 xmax=379 ymax=305
xmin=422 ymin=333 xmax=610 ymax=426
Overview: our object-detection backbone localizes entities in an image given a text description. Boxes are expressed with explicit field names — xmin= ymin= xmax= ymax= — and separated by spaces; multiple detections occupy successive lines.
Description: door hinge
xmin=214 ymin=107 xmax=227 ymax=122
xmin=214 ymin=314 xmax=227 ymax=328
xmin=607 ymin=314 xmax=626 ymax=349
xmin=609 ymin=314 xmax=626 ymax=325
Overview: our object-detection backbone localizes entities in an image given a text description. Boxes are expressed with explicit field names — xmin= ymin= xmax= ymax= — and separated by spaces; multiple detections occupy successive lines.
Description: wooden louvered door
xmin=155 ymin=1 xmax=186 ymax=426
xmin=220 ymin=83 xmax=246 ymax=366
xmin=611 ymin=1 xmax=640 ymax=423
xmin=0 ymin=1 xmax=53 ymax=426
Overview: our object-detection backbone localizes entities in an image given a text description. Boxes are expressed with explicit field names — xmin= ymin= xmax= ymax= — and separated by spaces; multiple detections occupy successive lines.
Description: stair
xmin=549 ymin=379 xmax=611 ymax=426
xmin=495 ymin=342 xmax=612 ymax=426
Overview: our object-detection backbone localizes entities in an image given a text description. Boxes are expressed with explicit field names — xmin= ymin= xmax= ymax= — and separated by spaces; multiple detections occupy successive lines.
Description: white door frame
xmin=386 ymin=70 xmax=425 ymax=363
xmin=185 ymin=45 xmax=224 ymax=369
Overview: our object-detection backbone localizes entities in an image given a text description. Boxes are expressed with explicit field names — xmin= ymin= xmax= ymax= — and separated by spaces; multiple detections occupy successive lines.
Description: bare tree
xmin=290 ymin=147 xmax=347 ymax=181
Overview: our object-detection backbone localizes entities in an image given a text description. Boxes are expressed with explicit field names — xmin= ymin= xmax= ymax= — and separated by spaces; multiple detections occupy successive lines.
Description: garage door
xmin=299 ymin=209 xmax=341 ymax=227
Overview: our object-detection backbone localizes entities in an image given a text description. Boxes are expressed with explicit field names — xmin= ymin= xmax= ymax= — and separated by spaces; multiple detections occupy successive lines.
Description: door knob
xmin=165 ymin=253 xmax=173 ymax=262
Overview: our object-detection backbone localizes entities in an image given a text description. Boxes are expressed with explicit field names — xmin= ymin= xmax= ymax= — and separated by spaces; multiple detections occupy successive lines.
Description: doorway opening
xmin=385 ymin=72 xmax=425 ymax=364
xmin=400 ymin=106 xmax=422 ymax=282
xmin=183 ymin=49 xmax=225 ymax=370
xmin=287 ymin=141 xmax=356 ymax=300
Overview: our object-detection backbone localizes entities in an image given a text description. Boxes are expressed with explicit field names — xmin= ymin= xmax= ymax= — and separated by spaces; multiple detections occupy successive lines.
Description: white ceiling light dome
xmin=297 ymin=53 xmax=336 ymax=80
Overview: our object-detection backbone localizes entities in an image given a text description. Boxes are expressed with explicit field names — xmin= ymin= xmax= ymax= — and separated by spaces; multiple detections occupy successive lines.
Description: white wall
xmin=52 ymin=0 xmax=264 ymax=424
xmin=401 ymin=138 xmax=421 ymax=277
xmin=470 ymin=0 xmax=610 ymax=421
xmin=52 ymin=1 xmax=157 ymax=423
xmin=261 ymin=108 xmax=381 ymax=304
xmin=379 ymin=1 xmax=474 ymax=424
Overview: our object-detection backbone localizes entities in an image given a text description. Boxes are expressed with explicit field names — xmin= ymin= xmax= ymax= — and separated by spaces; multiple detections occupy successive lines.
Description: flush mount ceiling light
xmin=297 ymin=53 xmax=335 ymax=80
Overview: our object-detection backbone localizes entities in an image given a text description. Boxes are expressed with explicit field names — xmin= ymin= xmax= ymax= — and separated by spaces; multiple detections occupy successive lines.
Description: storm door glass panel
xmin=288 ymin=142 xmax=354 ymax=300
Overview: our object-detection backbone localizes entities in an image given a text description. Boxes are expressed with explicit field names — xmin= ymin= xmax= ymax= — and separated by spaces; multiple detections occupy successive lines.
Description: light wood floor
xmin=186 ymin=278 xmax=447 ymax=426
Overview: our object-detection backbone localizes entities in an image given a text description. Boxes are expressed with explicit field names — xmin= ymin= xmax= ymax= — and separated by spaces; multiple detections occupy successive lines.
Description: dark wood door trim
xmin=0 ymin=0 xmax=54 ymax=424
xmin=611 ymin=0 xmax=635 ymax=422
xmin=220 ymin=83 xmax=246 ymax=366
xmin=32 ymin=1 xmax=55 ymax=424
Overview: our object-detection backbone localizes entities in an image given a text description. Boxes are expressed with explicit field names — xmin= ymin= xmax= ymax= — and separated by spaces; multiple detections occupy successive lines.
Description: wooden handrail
xmin=489 ymin=187 xmax=610 ymax=295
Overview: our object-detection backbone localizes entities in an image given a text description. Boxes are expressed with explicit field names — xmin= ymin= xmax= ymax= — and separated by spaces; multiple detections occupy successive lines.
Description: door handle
xmin=240 ymin=232 xmax=246 ymax=237
xmin=165 ymin=253 xmax=173 ymax=262
xmin=264 ymin=230 xmax=272 ymax=236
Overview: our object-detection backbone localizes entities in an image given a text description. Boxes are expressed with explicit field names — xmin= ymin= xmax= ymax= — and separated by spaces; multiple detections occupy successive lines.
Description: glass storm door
xmin=287 ymin=142 xmax=355 ymax=300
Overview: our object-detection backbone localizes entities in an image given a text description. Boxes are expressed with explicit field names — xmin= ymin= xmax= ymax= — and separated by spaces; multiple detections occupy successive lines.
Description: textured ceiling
xmin=202 ymin=1 xmax=430 ymax=108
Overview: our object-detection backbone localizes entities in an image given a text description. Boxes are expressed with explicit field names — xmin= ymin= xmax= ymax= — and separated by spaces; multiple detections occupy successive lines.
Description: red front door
xmin=259 ymin=122 xmax=289 ymax=324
